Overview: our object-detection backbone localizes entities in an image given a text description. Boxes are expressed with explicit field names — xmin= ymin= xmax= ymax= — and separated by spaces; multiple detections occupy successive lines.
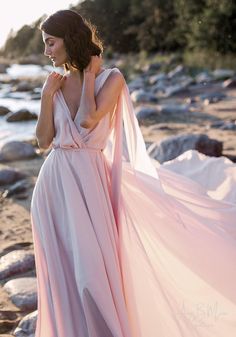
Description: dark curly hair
xmin=40 ymin=9 xmax=104 ymax=71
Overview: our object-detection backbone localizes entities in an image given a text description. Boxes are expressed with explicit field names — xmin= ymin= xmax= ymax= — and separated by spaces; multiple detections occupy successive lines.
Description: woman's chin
xmin=52 ymin=61 xmax=63 ymax=67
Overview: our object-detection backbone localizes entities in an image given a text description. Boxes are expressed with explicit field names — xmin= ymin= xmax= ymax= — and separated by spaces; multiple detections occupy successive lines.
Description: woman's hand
xmin=42 ymin=71 xmax=66 ymax=97
xmin=84 ymin=55 xmax=103 ymax=76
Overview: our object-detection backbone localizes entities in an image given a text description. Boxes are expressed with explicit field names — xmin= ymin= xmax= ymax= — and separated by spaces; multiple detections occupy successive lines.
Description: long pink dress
xmin=30 ymin=67 xmax=236 ymax=337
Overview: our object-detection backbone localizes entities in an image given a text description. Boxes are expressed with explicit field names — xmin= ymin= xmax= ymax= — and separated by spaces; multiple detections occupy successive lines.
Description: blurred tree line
xmin=1 ymin=0 xmax=235 ymax=59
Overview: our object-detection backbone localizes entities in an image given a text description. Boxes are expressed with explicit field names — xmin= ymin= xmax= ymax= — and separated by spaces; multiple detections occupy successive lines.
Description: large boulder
xmin=0 ymin=168 xmax=27 ymax=185
xmin=147 ymin=134 xmax=223 ymax=163
xmin=6 ymin=109 xmax=38 ymax=122
xmin=0 ymin=141 xmax=38 ymax=162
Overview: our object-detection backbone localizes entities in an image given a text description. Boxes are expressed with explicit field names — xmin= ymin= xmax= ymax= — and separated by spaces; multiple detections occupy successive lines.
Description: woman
xmin=31 ymin=9 xmax=236 ymax=337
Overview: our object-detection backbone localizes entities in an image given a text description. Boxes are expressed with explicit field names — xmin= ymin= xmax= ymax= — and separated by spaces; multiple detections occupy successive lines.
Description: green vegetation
xmin=0 ymin=0 xmax=235 ymax=68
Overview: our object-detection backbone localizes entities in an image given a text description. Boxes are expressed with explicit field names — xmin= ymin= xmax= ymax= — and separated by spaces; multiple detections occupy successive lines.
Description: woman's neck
xmin=65 ymin=64 xmax=83 ymax=80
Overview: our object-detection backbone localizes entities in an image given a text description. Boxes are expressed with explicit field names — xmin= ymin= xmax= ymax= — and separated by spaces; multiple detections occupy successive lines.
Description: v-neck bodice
xmin=51 ymin=67 xmax=120 ymax=151
xmin=58 ymin=68 xmax=107 ymax=122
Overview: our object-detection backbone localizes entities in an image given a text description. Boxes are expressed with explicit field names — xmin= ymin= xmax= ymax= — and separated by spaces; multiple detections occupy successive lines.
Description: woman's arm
xmin=36 ymin=92 xmax=55 ymax=149
xmin=79 ymin=71 xmax=125 ymax=128
xmin=36 ymin=72 xmax=66 ymax=149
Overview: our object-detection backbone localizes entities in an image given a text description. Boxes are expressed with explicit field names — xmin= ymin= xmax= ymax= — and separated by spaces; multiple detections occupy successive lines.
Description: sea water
xmin=0 ymin=63 xmax=53 ymax=147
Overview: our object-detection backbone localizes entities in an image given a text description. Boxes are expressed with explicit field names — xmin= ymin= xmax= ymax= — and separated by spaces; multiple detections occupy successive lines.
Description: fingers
xmin=48 ymin=72 xmax=65 ymax=83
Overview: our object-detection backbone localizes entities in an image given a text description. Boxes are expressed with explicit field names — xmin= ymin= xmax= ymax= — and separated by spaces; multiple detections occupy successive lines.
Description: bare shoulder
xmin=102 ymin=68 xmax=125 ymax=91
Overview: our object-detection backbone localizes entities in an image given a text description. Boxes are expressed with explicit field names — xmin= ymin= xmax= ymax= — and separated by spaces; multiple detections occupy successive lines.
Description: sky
xmin=0 ymin=0 xmax=81 ymax=47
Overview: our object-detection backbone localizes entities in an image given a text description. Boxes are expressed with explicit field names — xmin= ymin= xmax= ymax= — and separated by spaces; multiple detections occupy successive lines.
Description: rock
xmin=210 ymin=121 xmax=225 ymax=128
xmin=3 ymin=277 xmax=37 ymax=311
xmin=220 ymin=121 xmax=236 ymax=130
xmin=6 ymin=109 xmax=38 ymax=122
xmin=151 ymin=80 xmax=166 ymax=94
xmin=212 ymin=69 xmax=235 ymax=80
xmin=210 ymin=120 xmax=236 ymax=130
xmin=195 ymin=72 xmax=213 ymax=84
xmin=148 ymin=73 xmax=167 ymax=85
xmin=147 ymin=134 xmax=223 ymax=163
xmin=0 ymin=64 xmax=8 ymax=73
xmin=0 ymin=106 xmax=11 ymax=116
xmin=222 ymin=78 xmax=236 ymax=89
xmin=0 ymin=168 xmax=27 ymax=185
xmin=2 ymin=179 xmax=30 ymax=198
xmin=11 ymin=81 xmax=34 ymax=92
xmin=0 ymin=250 xmax=35 ymax=280
xmin=0 ymin=242 xmax=33 ymax=256
xmin=146 ymin=62 xmax=162 ymax=72
xmin=135 ymin=106 xmax=160 ymax=121
xmin=0 ymin=141 xmax=38 ymax=162
xmin=4 ymin=91 xmax=29 ymax=100
xmin=131 ymin=89 xmax=158 ymax=103
xmin=14 ymin=310 xmax=38 ymax=337
xmin=199 ymin=92 xmax=227 ymax=105
xmin=185 ymin=97 xmax=198 ymax=104
xmin=167 ymin=65 xmax=185 ymax=79
xmin=163 ymin=77 xmax=192 ymax=97
xmin=30 ymin=93 xmax=41 ymax=100
xmin=127 ymin=78 xmax=145 ymax=92
xmin=157 ymin=104 xmax=189 ymax=115
xmin=151 ymin=124 xmax=173 ymax=131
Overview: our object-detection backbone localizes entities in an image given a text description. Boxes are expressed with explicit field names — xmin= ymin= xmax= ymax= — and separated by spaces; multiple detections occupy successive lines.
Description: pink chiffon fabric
xmin=31 ymin=67 xmax=236 ymax=337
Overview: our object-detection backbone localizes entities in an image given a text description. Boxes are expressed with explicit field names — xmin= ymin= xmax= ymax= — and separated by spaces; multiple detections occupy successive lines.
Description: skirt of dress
xmin=31 ymin=145 xmax=236 ymax=337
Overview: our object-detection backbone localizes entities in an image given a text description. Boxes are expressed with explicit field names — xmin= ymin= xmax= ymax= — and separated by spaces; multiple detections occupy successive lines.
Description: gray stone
xmin=6 ymin=109 xmax=38 ymax=122
xmin=131 ymin=89 xmax=158 ymax=103
xmin=147 ymin=134 xmax=222 ymax=163
xmin=212 ymin=69 xmax=235 ymax=80
xmin=210 ymin=121 xmax=225 ymax=128
xmin=127 ymin=77 xmax=145 ymax=92
xmin=148 ymin=73 xmax=167 ymax=85
xmin=0 ymin=250 xmax=35 ymax=280
xmin=14 ymin=310 xmax=37 ymax=337
xmin=2 ymin=179 xmax=30 ymax=198
xmin=0 ymin=141 xmax=38 ymax=162
xmin=3 ymin=277 xmax=37 ymax=311
xmin=157 ymin=104 xmax=189 ymax=115
xmin=220 ymin=121 xmax=236 ymax=130
xmin=151 ymin=80 xmax=166 ymax=94
xmin=222 ymin=78 xmax=236 ymax=89
xmin=30 ymin=93 xmax=41 ymax=100
xmin=195 ymin=72 xmax=213 ymax=84
xmin=167 ymin=65 xmax=185 ymax=79
xmin=200 ymin=92 xmax=227 ymax=105
xmin=135 ymin=106 xmax=160 ymax=121
xmin=0 ymin=168 xmax=27 ymax=185
xmin=163 ymin=77 xmax=192 ymax=97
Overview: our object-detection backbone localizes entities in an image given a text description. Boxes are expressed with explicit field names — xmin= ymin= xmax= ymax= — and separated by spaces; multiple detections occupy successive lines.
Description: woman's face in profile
xmin=42 ymin=31 xmax=68 ymax=67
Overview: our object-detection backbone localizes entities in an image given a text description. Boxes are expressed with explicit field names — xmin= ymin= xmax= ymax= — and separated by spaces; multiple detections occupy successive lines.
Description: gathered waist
xmin=52 ymin=145 xmax=103 ymax=153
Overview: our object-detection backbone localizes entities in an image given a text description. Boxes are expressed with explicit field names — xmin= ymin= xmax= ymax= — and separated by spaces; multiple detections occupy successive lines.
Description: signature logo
xmin=177 ymin=301 xmax=228 ymax=327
